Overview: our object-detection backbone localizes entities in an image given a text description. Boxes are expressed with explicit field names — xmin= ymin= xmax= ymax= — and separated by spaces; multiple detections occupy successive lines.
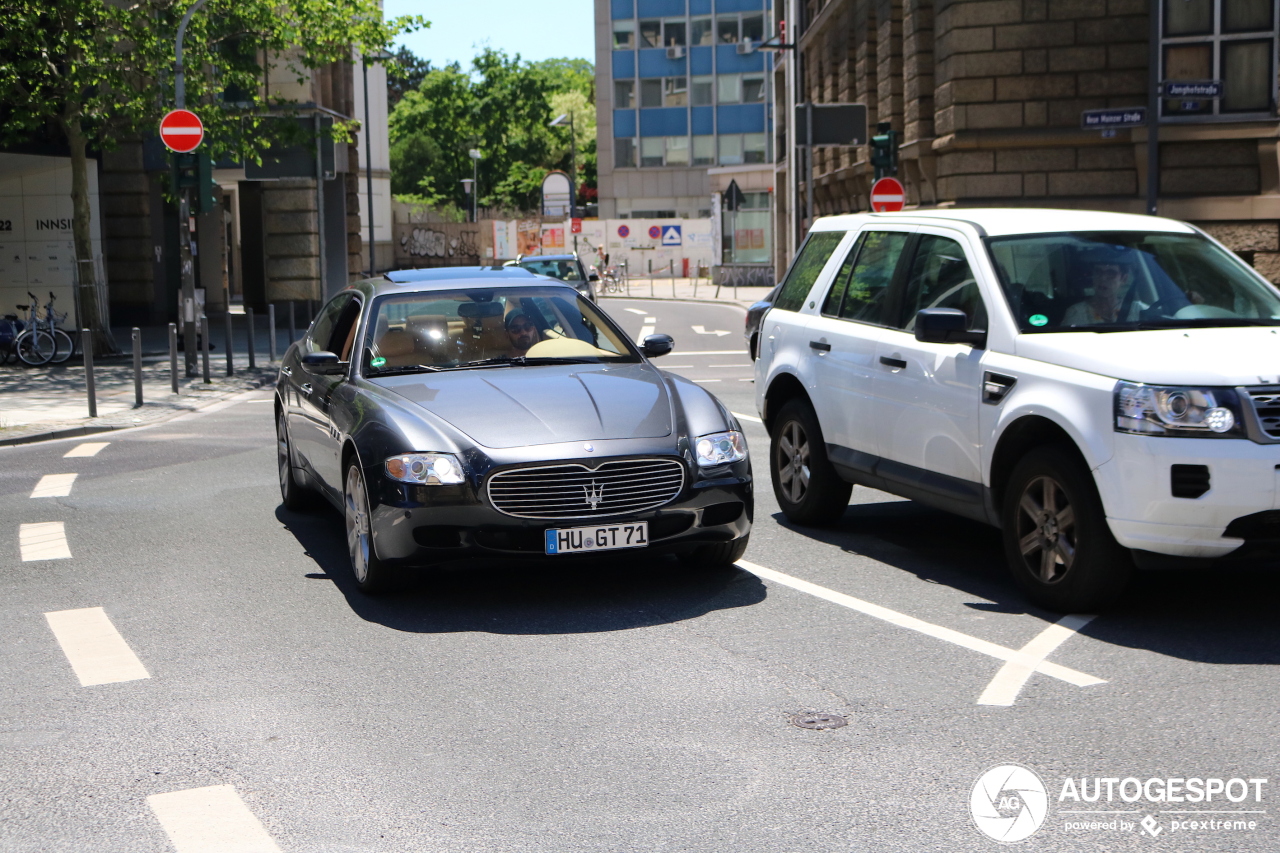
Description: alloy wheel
xmin=1015 ymin=475 xmax=1076 ymax=584
xmin=276 ymin=412 xmax=291 ymax=495
xmin=776 ymin=419 xmax=811 ymax=504
xmin=345 ymin=465 xmax=372 ymax=584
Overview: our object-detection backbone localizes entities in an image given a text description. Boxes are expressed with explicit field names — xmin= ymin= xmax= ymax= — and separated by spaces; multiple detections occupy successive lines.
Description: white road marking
xmin=658 ymin=365 xmax=694 ymax=368
xmin=19 ymin=522 xmax=71 ymax=561
xmin=636 ymin=325 xmax=654 ymax=344
xmin=676 ymin=350 xmax=747 ymax=356
xmin=245 ymin=399 xmax=274 ymax=404
xmin=978 ymin=614 xmax=1098 ymax=706
xmin=739 ymin=378 xmax=754 ymax=382
xmin=737 ymin=560 xmax=1105 ymax=691
xmin=64 ymin=442 xmax=108 ymax=458
xmin=44 ymin=607 xmax=150 ymax=686
xmin=623 ymin=308 xmax=648 ymax=316
xmin=644 ymin=316 xmax=657 ymax=323
xmin=148 ymin=785 xmax=282 ymax=853
xmin=30 ymin=473 xmax=78 ymax=498
xmin=731 ymin=412 xmax=763 ymax=423
xmin=691 ymin=325 xmax=731 ymax=336
xmin=691 ymin=379 xmax=721 ymax=383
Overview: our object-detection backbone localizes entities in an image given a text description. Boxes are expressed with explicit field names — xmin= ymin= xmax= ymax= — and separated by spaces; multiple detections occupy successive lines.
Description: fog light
xmin=1205 ymin=407 xmax=1235 ymax=433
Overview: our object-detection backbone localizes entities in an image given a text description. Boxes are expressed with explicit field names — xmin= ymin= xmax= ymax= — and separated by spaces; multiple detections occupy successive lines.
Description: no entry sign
xmin=870 ymin=177 xmax=905 ymax=212
xmin=159 ymin=109 xmax=204 ymax=153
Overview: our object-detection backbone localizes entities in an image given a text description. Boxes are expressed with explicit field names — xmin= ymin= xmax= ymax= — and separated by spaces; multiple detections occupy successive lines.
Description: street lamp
xmin=460 ymin=178 xmax=474 ymax=223
xmin=362 ymin=49 xmax=394 ymax=278
xmin=468 ymin=148 xmax=482 ymax=223
xmin=550 ymin=113 xmax=577 ymax=220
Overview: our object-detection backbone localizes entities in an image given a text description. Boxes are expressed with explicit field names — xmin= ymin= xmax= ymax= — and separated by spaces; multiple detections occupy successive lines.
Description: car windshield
xmin=364 ymin=286 xmax=637 ymax=373
xmin=986 ymin=231 xmax=1280 ymax=332
xmin=517 ymin=259 xmax=582 ymax=281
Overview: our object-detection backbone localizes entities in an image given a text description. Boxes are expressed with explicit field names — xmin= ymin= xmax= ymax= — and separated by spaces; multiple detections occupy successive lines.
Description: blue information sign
xmin=1081 ymin=108 xmax=1147 ymax=130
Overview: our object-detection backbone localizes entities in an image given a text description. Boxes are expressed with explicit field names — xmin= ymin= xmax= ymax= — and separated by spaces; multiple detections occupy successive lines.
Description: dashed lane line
xmin=19 ymin=522 xmax=71 ymax=561
xmin=676 ymin=350 xmax=747 ymax=355
xmin=30 ymin=473 xmax=78 ymax=498
xmin=148 ymin=785 xmax=282 ymax=853
xmin=623 ymin=308 xmax=648 ymax=315
xmin=64 ymin=442 xmax=109 ymax=458
xmin=691 ymin=379 xmax=721 ymax=383
xmin=636 ymin=324 xmax=655 ymax=345
xmin=731 ymin=412 xmax=763 ymax=424
xmin=736 ymin=560 xmax=1106 ymax=697
xmin=978 ymin=614 xmax=1098 ymax=706
xmin=44 ymin=607 xmax=150 ymax=686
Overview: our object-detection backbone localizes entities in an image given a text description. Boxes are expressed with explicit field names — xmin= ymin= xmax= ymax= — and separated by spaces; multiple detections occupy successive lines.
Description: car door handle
xmin=281 ymin=366 xmax=293 ymax=376
xmin=809 ymin=341 xmax=831 ymax=352
xmin=879 ymin=355 xmax=907 ymax=369
xmin=300 ymin=383 xmax=312 ymax=396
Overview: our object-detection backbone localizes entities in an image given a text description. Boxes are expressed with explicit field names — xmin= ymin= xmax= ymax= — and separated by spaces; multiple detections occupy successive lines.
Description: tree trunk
xmin=65 ymin=112 xmax=118 ymax=356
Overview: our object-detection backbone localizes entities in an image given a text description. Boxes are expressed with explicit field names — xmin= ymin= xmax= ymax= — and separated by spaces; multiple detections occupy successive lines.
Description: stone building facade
xmin=774 ymin=0 xmax=1280 ymax=279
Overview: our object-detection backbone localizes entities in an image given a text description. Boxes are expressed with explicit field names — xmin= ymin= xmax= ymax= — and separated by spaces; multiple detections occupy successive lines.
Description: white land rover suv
xmin=756 ymin=208 xmax=1280 ymax=611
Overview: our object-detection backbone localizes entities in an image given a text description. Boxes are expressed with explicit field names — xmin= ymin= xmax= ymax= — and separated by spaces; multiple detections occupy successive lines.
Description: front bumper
xmin=1095 ymin=433 xmax=1280 ymax=558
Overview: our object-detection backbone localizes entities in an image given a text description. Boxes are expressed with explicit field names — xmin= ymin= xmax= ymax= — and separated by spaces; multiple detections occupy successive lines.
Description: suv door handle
xmin=809 ymin=341 xmax=831 ymax=352
xmin=879 ymin=355 xmax=907 ymax=369
xmin=300 ymin=383 xmax=313 ymax=396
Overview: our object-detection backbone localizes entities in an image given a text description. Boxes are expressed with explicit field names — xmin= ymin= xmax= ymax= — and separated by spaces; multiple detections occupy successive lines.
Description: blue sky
xmin=384 ymin=0 xmax=595 ymax=68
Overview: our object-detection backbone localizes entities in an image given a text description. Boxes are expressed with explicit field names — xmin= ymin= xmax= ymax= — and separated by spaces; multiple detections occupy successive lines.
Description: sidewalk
xmin=598 ymin=277 xmax=773 ymax=307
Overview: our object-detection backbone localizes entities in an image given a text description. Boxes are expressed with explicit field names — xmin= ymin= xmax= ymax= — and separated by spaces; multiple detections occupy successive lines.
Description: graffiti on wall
xmin=400 ymin=227 xmax=481 ymax=260
xmin=713 ymin=264 xmax=775 ymax=289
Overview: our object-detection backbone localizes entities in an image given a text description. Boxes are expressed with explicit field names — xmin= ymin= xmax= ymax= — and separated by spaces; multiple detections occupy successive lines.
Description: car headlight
xmin=385 ymin=453 xmax=466 ymax=485
xmin=1114 ymin=382 xmax=1242 ymax=437
xmin=695 ymin=430 xmax=748 ymax=466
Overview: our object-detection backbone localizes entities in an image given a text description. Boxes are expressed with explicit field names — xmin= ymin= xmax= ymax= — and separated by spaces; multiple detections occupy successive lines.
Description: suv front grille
xmin=486 ymin=458 xmax=686 ymax=520
xmin=1243 ymin=387 xmax=1280 ymax=441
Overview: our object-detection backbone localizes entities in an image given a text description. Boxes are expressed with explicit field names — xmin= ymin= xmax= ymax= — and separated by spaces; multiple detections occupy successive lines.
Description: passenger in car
xmin=1062 ymin=254 xmax=1145 ymax=325
xmin=504 ymin=311 xmax=543 ymax=357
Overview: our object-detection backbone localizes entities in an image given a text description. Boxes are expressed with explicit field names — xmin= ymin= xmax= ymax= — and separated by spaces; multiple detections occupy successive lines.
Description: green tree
xmin=386 ymin=45 xmax=431 ymax=108
xmin=0 ymin=0 xmax=422 ymax=352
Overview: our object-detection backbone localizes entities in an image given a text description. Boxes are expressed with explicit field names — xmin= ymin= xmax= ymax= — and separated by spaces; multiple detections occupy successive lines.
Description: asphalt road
xmin=2 ymin=296 xmax=1278 ymax=852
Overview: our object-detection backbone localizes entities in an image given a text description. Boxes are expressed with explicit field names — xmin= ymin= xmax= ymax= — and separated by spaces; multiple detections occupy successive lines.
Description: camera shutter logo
xmin=970 ymin=765 xmax=1049 ymax=843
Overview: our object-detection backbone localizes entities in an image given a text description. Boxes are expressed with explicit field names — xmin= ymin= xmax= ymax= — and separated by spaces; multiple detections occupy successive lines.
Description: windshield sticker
xmin=370 ymin=356 xmax=387 ymax=367
xmin=1029 ymin=314 xmax=1048 ymax=327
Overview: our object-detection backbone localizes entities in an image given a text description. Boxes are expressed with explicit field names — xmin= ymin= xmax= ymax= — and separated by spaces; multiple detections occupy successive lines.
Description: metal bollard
xmin=200 ymin=314 xmax=211 ymax=384
xmin=648 ymin=260 xmax=654 ymax=298
xmin=268 ymin=304 xmax=277 ymax=362
xmin=169 ymin=323 xmax=179 ymax=394
xmin=670 ymin=260 xmax=676 ymax=298
xmin=132 ymin=327 xmax=143 ymax=407
xmin=82 ymin=328 xmax=97 ymax=418
xmin=246 ymin=307 xmax=256 ymax=369
xmin=287 ymin=300 xmax=296 ymax=344
xmin=224 ymin=311 xmax=234 ymax=376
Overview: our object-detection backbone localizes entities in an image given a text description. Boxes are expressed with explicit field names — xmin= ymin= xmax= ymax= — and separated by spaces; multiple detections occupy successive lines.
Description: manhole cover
xmin=789 ymin=712 xmax=848 ymax=730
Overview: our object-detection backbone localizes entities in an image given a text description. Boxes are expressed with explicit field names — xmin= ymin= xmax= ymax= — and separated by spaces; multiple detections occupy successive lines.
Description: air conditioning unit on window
xmin=666 ymin=46 xmax=685 ymax=59
xmin=736 ymin=39 xmax=754 ymax=54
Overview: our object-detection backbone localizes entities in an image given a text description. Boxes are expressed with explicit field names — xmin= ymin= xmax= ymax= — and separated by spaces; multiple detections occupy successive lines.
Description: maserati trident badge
xmin=583 ymin=480 xmax=605 ymax=511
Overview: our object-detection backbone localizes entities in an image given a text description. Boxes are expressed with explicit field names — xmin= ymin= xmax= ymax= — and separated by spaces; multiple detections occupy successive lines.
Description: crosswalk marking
xmin=19 ymin=522 xmax=71 ymax=561
xmin=64 ymin=442 xmax=108 ymax=458
xmin=148 ymin=785 xmax=283 ymax=853
xmin=30 ymin=473 xmax=78 ymax=498
xmin=44 ymin=607 xmax=150 ymax=686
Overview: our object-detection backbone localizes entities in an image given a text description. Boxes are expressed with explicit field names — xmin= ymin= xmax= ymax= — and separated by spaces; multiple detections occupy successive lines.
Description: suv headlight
xmin=385 ymin=453 xmax=466 ymax=485
xmin=1114 ymin=382 xmax=1242 ymax=437
xmin=695 ymin=430 xmax=748 ymax=466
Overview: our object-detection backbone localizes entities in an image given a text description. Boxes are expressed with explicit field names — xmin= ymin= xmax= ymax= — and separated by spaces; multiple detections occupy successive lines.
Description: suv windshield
xmin=364 ymin=286 xmax=636 ymax=373
xmin=517 ymin=259 xmax=582 ymax=281
xmin=987 ymin=231 xmax=1280 ymax=332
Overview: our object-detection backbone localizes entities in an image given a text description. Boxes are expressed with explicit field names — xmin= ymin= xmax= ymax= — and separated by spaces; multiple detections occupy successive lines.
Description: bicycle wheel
xmin=15 ymin=330 xmax=56 ymax=366
xmin=49 ymin=328 xmax=75 ymax=364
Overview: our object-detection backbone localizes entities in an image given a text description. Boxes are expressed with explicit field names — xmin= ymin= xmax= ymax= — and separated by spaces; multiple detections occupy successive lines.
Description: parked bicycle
xmin=8 ymin=292 xmax=58 ymax=367
xmin=42 ymin=291 xmax=76 ymax=364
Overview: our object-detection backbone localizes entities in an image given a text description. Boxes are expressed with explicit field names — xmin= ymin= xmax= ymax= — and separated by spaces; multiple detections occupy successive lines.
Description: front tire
xmin=770 ymin=398 xmax=852 ymax=525
xmin=1001 ymin=446 xmax=1132 ymax=612
xmin=277 ymin=409 xmax=314 ymax=511
xmin=344 ymin=462 xmax=395 ymax=593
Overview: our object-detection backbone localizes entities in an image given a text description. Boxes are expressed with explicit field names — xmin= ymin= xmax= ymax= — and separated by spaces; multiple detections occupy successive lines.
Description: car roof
xmin=809 ymin=207 xmax=1197 ymax=238
xmin=518 ymin=254 xmax=579 ymax=262
xmin=344 ymin=266 xmax=581 ymax=300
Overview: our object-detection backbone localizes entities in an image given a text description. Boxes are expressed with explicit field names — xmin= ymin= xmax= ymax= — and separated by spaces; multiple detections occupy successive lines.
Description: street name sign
xmin=870 ymin=177 xmax=905 ymax=212
xmin=1081 ymin=108 xmax=1146 ymax=130
xmin=1162 ymin=80 xmax=1223 ymax=98
xmin=159 ymin=109 xmax=204 ymax=153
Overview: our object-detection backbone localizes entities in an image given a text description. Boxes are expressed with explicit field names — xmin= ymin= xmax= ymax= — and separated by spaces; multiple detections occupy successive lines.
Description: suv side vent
xmin=1170 ymin=464 xmax=1210 ymax=498
xmin=1243 ymin=387 xmax=1280 ymax=441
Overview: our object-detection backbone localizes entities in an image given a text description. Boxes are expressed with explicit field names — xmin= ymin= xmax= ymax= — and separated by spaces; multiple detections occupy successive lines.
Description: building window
xmin=1161 ymin=0 xmax=1277 ymax=118
xmin=741 ymin=14 xmax=765 ymax=43
xmin=691 ymin=75 xmax=714 ymax=106
xmin=640 ymin=78 xmax=662 ymax=108
xmin=614 ymin=80 xmax=635 ymax=109
xmin=743 ymin=133 xmax=767 ymax=163
xmin=743 ymin=74 xmax=766 ymax=103
xmin=693 ymin=135 xmax=715 ymax=165
xmin=665 ymin=136 xmax=690 ymax=165
xmin=640 ymin=137 xmax=664 ymax=167
xmin=719 ymin=134 xmax=743 ymax=165
xmin=717 ymin=15 xmax=740 ymax=43
xmin=691 ymin=17 xmax=713 ymax=46
xmin=615 ymin=138 xmax=637 ymax=168
xmin=613 ymin=19 xmax=635 ymax=50
xmin=718 ymin=74 xmax=742 ymax=104
xmin=663 ymin=18 xmax=686 ymax=47
xmin=639 ymin=19 xmax=662 ymax=48
xmin=663 ymin=76 xmax=688 ymax=107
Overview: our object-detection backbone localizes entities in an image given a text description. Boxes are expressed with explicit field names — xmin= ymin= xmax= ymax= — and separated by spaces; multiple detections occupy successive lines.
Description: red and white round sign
xmin=870 ymin=176 xmax=905 ymax=213
xmin=159 ymin=109 xmax=204 ymax=153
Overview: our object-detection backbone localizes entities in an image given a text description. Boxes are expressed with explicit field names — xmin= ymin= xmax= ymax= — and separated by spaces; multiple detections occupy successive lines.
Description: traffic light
xmin=171 ymin=150 xmax=217 ymax=214
xmin=870 ymin=122 xmax=898 ymax=179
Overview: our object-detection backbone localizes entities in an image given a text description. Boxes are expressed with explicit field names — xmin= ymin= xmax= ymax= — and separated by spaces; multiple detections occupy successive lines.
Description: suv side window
xmin=822 ymin=230 xmax=910 ymax=325
xmin=896 ymin=235 xmax=987 ymax=332
xmin=773 ymin=231 xmax=847 ymax=312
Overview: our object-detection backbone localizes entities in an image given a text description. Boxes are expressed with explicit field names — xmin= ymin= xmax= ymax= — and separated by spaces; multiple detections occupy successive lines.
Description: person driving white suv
xmin=756 ymin=209 xmax=1280 ymax=611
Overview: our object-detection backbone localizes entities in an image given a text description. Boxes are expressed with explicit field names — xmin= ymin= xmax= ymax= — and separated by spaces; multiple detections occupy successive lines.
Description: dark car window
xmin=773 ymin=231 xmax=847 ymax=312
xmin=518 ymin=259 xmax=582 ymax=281
xmin=820 ymin=231 xmax=909 ymax=325
xmin=895 ymin=235 xmax=987 ymax=332
xmin=306 ymin=294 xmax=352 ymax=354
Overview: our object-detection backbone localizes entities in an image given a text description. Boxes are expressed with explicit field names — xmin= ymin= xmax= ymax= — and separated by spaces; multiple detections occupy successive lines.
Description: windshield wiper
xmin=445 ymin=355 xmax=600 ymax=370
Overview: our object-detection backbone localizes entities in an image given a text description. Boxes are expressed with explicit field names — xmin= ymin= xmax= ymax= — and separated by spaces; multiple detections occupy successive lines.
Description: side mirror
xmin=641 ymin=333 xmax=674 ymax=358
xmin=914 ymin=308 xmax=986 ymax=347
xmin=301 ymin=350 xmax=344 ymax=374
xmin=588 ymin=272 xmax=600 ymax=282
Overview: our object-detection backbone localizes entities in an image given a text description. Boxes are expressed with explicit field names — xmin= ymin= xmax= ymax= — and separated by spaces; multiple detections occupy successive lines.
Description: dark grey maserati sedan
xmin=275 ymin=266 xmax=753 ymax=592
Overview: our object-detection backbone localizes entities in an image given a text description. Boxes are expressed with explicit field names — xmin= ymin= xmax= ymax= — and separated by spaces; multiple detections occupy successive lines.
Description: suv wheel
xmin=1001 ymin=447 xmax=1132 ymax=612
xmin=770 ymin=398 xmax=852 ymax=525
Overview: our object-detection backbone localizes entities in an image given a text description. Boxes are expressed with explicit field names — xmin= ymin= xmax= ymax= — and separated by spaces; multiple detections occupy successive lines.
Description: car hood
xmin=370 ymin=362 xmax=674 ymax=448
xmin=1015 ymin=327 xmax=1280 ymax=386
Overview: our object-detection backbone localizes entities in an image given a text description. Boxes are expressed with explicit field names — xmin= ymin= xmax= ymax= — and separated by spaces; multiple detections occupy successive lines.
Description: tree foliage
xmin=389 ymin=48 xmax=596 ymax=214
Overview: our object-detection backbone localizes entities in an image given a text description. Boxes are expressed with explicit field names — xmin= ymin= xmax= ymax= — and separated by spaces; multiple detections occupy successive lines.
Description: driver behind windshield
xmin=1061 ymin=249 xmax=1146 ymax=326
xmin=504 ymin=311 xmax=542 ymax=357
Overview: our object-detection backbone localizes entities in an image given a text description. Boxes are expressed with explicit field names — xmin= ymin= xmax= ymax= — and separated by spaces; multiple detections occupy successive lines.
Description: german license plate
xmin=545 ymin=522 xmax=648 ymax=555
